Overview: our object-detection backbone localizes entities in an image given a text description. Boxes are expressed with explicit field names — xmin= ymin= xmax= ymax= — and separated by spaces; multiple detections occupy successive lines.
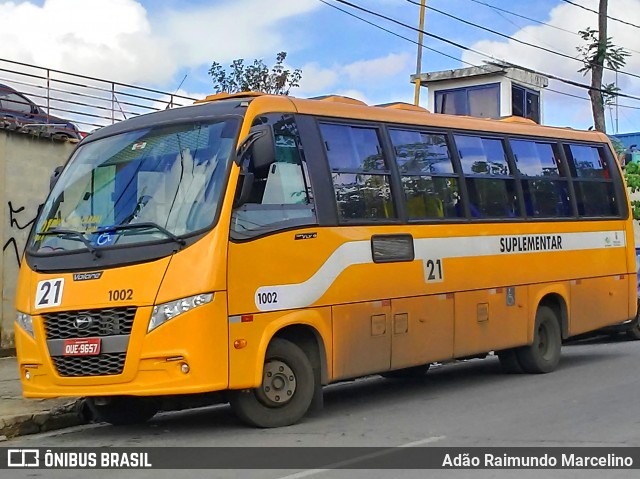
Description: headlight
xmin=148 ymin=293 xmax=213 ymax=332
xmin=16 ymin=312 xmax=34 ymax=338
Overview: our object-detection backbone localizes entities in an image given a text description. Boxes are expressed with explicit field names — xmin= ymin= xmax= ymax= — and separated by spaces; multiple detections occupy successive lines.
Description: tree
xmin=208 ymin=52 xmax=302 ymax=95
xmin=575 ymin=0 xmax=630 ymax=133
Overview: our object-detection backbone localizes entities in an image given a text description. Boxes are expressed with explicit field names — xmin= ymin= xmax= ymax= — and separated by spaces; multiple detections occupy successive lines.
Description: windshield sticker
xmin=131 ymin=141 xmax=147 ymax=151
xmin=40 ymin=216 xmax=102 ymax=234
xmin=93 ymin=231 xmax=115 ymax=247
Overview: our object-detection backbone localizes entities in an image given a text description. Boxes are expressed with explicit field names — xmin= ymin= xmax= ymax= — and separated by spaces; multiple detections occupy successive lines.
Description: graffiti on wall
xmin=2 ymin=201 xmax=38 ymax=266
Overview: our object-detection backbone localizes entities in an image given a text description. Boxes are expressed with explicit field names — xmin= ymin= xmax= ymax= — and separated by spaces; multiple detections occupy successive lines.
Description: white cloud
xmin=297 ymin=52 xmax=412 ymax=100
xmin=0 ymin=0 xmax=320 ymax=86
xmin=342 ymin=52 xmax=412 ymax=83
xmin=298 ymin=62 xmax=340 ymax=93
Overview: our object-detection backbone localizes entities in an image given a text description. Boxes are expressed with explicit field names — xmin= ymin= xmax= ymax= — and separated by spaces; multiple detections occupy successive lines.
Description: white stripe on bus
xmin=254 ymin=230 xmax=626 ymax=312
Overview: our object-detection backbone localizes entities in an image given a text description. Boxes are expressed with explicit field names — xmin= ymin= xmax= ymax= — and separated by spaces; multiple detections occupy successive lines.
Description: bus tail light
xmin=148 ymin=293 xmax=214 ymax=332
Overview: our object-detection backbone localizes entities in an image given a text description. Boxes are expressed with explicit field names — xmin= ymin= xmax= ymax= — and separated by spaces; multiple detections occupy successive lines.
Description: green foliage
xmin=208 ymin=52 xmax=302 ymax=95
xmin=576 ymin=27 xmax=630 ymax=75
xmin=602 ymin=82 xmax=621 ymax=107
xmin=609 ymin=136 xmax=626 ymax=156
xmin=575 ymin=22 xmax=631 ymax=132
xmin=624 ymin=161 xmax=640 ymax=222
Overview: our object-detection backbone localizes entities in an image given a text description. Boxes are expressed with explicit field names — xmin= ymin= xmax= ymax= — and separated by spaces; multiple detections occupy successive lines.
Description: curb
xmin=0 ymin=348 xmax=17 ymax=358
xmin=0 ymin=399 xmax=90 ymax=440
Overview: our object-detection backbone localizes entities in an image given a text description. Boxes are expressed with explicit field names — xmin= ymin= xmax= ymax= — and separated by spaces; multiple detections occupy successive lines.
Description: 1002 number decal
xmin=256 ymin=291 xmax=278 ymax=305
xmin=108 ymin=289 xmax=133 ymax=301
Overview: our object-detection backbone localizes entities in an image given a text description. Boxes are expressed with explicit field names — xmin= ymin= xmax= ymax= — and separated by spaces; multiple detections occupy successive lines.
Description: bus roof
xmin=198 ymin=91 xmax=610 ymax=145
xmin=87 ymin=91 xmax=610 ymax=147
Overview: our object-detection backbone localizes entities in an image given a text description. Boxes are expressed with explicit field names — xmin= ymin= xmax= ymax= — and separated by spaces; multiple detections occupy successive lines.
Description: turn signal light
xmin=234 ymin=339 xmax=248 ymax=349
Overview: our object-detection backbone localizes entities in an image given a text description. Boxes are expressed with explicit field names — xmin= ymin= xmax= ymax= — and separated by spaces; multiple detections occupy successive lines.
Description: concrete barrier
xmin=0 ymin=129 xmax=76 ymax=350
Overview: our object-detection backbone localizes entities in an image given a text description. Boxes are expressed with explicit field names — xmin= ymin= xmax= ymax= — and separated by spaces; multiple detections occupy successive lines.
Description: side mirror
xmin=232 ymin=124 xmax=276 ymax=209
xmin=50 ymin=165 xmax=63 ymax=190
xmin=233 ymin=171 xmax=255 ymax=209
xmin=235 ymin=124 xmax=276 ymax=169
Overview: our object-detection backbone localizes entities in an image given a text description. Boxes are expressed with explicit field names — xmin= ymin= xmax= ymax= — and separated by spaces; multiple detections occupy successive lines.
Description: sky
xmin=1 ymin=0 xmax=639 ymax=133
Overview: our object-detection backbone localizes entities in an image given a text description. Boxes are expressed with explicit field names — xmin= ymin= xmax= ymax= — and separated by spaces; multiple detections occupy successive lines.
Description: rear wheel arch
xmin=537 ymin=293 xmax=568 ymax=340
xmin=529 ymin=288 xmax=568 ymax=341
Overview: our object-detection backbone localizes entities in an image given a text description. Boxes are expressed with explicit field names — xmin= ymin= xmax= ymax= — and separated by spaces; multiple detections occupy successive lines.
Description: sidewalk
xmin=0 ymin=356 xmax=88 ymax=440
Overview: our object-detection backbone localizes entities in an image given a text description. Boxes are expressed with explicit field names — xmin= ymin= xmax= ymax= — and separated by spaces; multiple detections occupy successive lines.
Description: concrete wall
xmin=0 ymin=130 xmax=75 ymax=349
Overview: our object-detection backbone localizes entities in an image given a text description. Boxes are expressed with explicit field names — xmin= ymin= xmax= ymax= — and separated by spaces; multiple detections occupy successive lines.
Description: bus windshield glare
xmin=29 ymin=118 xmax=239 ymax=254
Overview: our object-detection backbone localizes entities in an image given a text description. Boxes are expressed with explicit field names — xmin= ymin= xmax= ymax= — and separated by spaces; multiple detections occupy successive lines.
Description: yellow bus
xmin=15 ymin=92 xmax=637 ymax=427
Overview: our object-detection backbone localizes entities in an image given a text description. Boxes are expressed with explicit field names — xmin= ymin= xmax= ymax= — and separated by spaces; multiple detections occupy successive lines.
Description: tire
xmin=86 ymin=396 xmax=158 ymax=426
xmin=230 ymin=338 xmax=315 ymax=428
xmin=626 ymin=319 xmax=640 ymax=340
xmin=497 ymin=349 xmax=524 ymax=374
xmin=626 ymin=300 xmax=640 ymax=340
xmin=381 ymin=364 xmax=430 ymax=379
xmin=516 ymin=306 xmax=562 ymax=374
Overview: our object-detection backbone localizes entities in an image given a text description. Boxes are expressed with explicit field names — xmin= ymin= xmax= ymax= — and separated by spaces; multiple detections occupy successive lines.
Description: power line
xmin=316 ymin=0 xmax=462 ymax=64
xmin=317 ymin=0 xmax=640 ymax=111
xmin=405 ymin=0 xmax=640 ymax=82
xmin=469 ymin=0 xmax=577 ymax=35
xmin=317 ymin=0 xmax=617 ymax=107
xmin=559 ymin=0 xmax=640 ymax=30
xmin=467 ymin=0 xmax=640 ymax=56
xmin=327 ymin=0 xmax=640 ymax=103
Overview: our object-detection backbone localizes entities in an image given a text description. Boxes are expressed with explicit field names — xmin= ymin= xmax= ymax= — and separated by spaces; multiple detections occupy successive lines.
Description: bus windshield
xmin=29 ymin=118 xmax=239 ymax=254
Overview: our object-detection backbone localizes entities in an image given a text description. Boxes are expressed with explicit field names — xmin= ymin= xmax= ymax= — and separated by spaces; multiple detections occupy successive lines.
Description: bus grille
xmin=43 ymin=307 xmax=137 ymax=340
xmin=52 ymin=352 xmax=126 ymax=377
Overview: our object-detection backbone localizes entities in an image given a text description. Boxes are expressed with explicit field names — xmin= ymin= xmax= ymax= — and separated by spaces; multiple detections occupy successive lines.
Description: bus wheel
xmin=516 ymin=306 xmax=561 ymax=374
xmin=497 ymin=349 xmax=523 ymax=373
xmin=86 ymin=396 xmax=158 ymax=426
xmin=381 ymin=364 xmax=430 ymax=379
xmin=230 ymin=338 xmax=315 ymax=428
xmin=626 ymin=300 xmax=640 ymax=340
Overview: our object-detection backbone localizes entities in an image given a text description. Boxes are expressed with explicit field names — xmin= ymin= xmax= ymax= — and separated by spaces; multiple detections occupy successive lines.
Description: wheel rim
xmin=256 ymin=359 xmax=297 ymax=407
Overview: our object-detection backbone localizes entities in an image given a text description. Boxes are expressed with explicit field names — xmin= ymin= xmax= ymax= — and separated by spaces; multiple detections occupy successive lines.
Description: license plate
xmin=63 ymin=338 xmax=101 ymax=356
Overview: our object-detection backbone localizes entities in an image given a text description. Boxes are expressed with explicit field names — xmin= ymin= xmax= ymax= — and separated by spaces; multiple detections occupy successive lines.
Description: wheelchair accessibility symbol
xmin=95 ymin=232 xmax=114 ymax=246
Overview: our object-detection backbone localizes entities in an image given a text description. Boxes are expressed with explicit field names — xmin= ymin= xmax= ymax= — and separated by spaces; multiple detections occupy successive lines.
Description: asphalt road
xmin=5 ymin=334 xmax=640 ymax=479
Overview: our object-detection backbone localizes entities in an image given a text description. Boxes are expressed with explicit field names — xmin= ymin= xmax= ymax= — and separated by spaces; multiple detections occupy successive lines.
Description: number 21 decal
xmin=35 ymin=278 xmax=65 ymax=309
xmin=424 ymin=258 xmax=444 ymax=283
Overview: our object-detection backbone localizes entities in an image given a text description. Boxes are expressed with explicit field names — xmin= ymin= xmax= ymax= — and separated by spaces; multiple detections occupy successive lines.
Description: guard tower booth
xmin=411 ymin=62 xmax=549 ymax=123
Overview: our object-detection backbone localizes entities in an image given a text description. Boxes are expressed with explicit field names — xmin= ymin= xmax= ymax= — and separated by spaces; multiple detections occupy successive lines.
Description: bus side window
xmin=231 ymin=114 xmax=316 ymax=239
xmin=511 ymin=139 xmax=572 ymax=218
xmin=389 ymin=129 xmax=462 ymax=221
xmin=564 ymin=143 xmax=618 ymax=217
xmin=319 ymin=123 xmax=396 ymax=222
xmin=454 ymin=134 xmax=520 ymax=219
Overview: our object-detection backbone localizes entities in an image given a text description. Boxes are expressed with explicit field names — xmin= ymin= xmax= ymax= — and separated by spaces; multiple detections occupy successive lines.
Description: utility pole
xmin=590 ymin=0 xmax=608 ymax=132
xmin=413 ymin=0 xmax=426 ymax=106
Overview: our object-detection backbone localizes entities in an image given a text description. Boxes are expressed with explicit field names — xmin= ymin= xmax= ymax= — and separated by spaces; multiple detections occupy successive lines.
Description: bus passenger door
xmin=391 ymin=295 xmax=455 ymax=370
xmin=332 ymin=301 xmax=391 ymax=380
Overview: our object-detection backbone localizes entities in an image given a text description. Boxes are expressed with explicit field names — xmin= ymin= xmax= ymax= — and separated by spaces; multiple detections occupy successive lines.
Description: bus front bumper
xmin=16 ymin=300 xmax=229 ymax=399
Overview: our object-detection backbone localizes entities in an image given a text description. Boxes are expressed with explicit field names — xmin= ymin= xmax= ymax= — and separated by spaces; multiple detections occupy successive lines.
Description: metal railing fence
xmin=0 ymin=57 xmax=198 ymax=134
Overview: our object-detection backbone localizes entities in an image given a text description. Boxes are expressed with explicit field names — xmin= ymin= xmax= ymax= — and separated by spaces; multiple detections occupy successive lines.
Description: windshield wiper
xmin=37 ymin=228 xmax=101 ymax=259
xmin=96 ymin=222 xmax=186 ymax=247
